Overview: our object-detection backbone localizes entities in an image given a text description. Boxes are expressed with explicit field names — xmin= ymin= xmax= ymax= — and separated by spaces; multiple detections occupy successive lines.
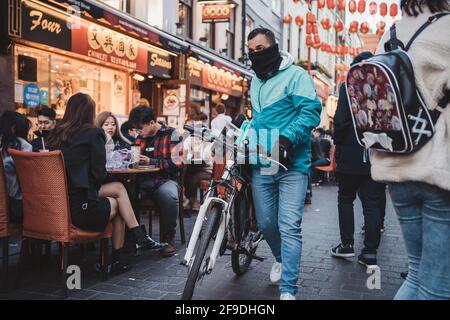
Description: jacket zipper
xmin=258 ymin=80 xmax=266 ymax=111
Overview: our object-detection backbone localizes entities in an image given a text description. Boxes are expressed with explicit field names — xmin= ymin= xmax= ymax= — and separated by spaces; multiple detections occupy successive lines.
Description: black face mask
xmin=248 ymin=44 xmax=282 ymax=81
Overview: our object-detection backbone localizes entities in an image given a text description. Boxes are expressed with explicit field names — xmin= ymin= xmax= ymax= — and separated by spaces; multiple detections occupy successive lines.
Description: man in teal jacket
xmin=247 ymin=28 xmax=321 ymax=300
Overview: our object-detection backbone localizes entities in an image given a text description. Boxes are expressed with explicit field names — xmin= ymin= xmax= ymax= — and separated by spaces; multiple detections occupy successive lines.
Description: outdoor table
xmin=107 ymin=165 xmax=160 ymax=222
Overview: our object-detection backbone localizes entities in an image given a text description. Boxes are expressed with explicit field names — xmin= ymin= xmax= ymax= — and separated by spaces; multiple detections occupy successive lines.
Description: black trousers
xmin=336 ymin=172 xmax=386 ymax=254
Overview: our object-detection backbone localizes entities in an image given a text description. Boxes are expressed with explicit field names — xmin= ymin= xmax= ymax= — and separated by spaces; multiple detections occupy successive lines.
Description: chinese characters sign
xmin=72 ymin=23 xmax=147 ymax=73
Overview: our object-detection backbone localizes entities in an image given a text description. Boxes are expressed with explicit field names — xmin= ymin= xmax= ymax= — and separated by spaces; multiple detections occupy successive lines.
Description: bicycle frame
xmin=181 ymin=157 xmax=237 ymax=273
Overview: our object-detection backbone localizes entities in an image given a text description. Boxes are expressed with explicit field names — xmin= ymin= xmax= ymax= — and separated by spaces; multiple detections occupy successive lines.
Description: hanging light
xmin=360 ymin=22 xmax=370 ymax=34
xmin=349 ymin=0 xmax=357 ymax=13
xmin=295 ymin=16 xmax=304 ymax=27
xmin=349 ymin=21 xmax=359 ymax=33
xmin=390 ymin=3 xmax=399 ymax=17
xmin=283 ymin=14 xmax=292 ymax=24
xmin=369 ymin=1 xmax=377 ymax=15
xmin=338 ymin=0 xmax=345 ymax=12
xmin=320 ymin=18 xmax=331 ymax=30
xmin=379 ymin=2 xmax=388 ymax=17
xmin=306 ymin=34 xmax=313 ymax=48
xmin=358 ymin=0 xmax=366 ymax=13
xmin=318 ymin=0 xmax=326 ymax=9
xmin=333 ymin=20 xmax=344 ymax=32
xmin=327 ymin=0 xmax=335 ymax=10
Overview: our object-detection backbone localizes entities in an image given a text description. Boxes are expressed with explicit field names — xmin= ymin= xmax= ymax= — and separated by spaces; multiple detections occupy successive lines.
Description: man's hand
xmin=272 ymin=135 xmax=293 ymax=169
xmin=139 ymin=155 xmax=150 ymax=165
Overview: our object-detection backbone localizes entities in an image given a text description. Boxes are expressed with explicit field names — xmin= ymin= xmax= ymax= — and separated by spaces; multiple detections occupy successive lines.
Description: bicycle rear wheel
xmin=182 ymin=205 xmax=221 ymax=300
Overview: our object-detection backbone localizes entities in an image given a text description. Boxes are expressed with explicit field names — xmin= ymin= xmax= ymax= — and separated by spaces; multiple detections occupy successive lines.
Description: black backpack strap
xmin=384 ymin=24 xmax=405 ymax=52
xmin=405 ymin=12 xmax=450 ymax=51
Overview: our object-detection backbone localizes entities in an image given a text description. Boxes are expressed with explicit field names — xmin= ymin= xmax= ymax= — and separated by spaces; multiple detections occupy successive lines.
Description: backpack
xmin=345 ymin=13 xmax=450 ymax=153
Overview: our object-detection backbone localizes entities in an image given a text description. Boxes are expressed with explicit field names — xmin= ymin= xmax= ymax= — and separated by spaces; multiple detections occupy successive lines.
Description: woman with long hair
xmin=0 ymin=111 xmax=32 ymax=223
xmin=95 ymin=111 xmax=131 ymax=150
xmin=47 ymin=93 xmax=167 ymax=275
xmin=372 ymin=0 xmax=450 ymax=299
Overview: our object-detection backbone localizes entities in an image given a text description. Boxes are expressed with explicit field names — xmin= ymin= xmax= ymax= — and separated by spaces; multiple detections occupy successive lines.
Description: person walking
xmin=247 ymin=28 xmax=321 ymax=300
xmin=331 ymin=51 xmax=386 ymax=267
xmin=371 ymin=0 xmax=450 ymax=299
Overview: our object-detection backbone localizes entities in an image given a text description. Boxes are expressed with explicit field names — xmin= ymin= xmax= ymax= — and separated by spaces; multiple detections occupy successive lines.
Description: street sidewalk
xmin=0 ymin=185 xmax=407 ymax=300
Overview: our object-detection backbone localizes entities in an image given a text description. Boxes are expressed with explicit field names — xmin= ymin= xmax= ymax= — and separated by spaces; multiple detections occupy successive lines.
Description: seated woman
xmin=0 ymin=111 xmax=32 ymax=224
xmin=47 ymin=93 xmax=167 ymax=275
xmin=96 ymin=111 xmax=131 ymax=151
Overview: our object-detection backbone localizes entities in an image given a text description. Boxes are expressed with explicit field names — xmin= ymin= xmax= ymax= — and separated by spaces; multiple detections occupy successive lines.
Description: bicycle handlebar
xmin=183 ymin=125 xmax=287 ymax=171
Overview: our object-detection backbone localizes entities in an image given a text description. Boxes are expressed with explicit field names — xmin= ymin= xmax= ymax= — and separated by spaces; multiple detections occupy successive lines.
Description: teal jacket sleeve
xmin=284 ymin=69 xmax=322 ymax=146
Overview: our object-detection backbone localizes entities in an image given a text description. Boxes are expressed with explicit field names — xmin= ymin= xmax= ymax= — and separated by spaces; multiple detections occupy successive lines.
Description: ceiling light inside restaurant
xmin=221 ymin=94 xmax=229 ymax=100
xmin=133 ymin=73 xmax=145 ymax=81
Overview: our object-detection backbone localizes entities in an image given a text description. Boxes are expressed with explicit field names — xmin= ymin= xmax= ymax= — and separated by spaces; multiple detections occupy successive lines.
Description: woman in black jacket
xmin=47 ymin=93 xmax=167 ymax=274
xmin=95 ymin=111 xmax=131 ymax=151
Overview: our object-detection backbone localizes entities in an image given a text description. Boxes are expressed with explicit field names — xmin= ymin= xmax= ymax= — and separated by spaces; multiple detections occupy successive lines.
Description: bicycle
xmin=180 ymin=120 xmax=287 ymax=300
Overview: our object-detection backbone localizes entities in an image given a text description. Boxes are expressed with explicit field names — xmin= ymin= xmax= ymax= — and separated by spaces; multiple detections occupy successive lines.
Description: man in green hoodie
xmin=247 ymin=28 xmax=321 ymax=300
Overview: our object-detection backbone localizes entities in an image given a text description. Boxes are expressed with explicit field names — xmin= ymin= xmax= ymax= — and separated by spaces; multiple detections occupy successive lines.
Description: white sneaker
xmin=280 ymin=293 xmax=296 ymax=300
xmin=270 ymin=262 xmax=281 ymax=284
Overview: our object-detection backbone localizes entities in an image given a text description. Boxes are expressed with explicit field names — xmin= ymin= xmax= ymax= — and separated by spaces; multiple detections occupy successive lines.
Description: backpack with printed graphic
xmin=345 ymin=13 xmax=450 ymax=153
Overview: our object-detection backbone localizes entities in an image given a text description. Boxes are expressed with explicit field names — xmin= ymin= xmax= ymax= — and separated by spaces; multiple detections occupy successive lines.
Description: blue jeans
xmin=139 ymin=178 xmax=179 ymax=240
xmin=389 ymin=182 xmax=450 ymax=300
xmin=252 ymin=169 xmax=308 ymax=295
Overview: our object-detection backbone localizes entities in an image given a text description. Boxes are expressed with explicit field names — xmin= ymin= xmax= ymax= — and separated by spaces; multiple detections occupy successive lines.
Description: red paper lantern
xmin=293 ymin=0 xmax=300 ymax=3
xmin=327 ymin=0 xmax=335 ymax=10
xmin=295 ymin=16 xmax=304 ymax=27
xmin=376 ymin=28 xmax=385 ymax=38
xmin=333 ymin=20 xmax=344 ymax=32
xmin=349 ymin=0 xmax=357 ymax=13
xmin=360 ymin=22 xmax=370 ymax=34
xmin=318 ymin=0 xmax=326 ymax=9
xmin=306 ymin=22 xmax=312 ymax=34
xmin=283 ymin=14 xmax=292 ymax=24
xmin=349 ymin=21 xmax=359 ymax=33
xmin=306 ymin=12 xmax=316 ymax=23
xmin=358 ymin=0 xmax=366 ymax=13
xmin=312 ymin=23 xmax=318 ymax=34
xmin=379 ymin=2 xmax=388 ymax=16
xmin=376 ymin=21 xmax=386 ymax=30
xmin=369 ymin=1 xmax=377 ymax=15
xmin=306 ymin=34 xmax=313 ymax=48
xmin=338 ymin=0 xmax=345 ymax=12
xmin=314 ymin=33 xmax=321 ymax=44
xmin=321 ymin=42 xmax=328 ymax=51
xmin=320 ymin=18 xmax=331 ymax=30
xmin=390 ymin=3 xmax=398 ymax=17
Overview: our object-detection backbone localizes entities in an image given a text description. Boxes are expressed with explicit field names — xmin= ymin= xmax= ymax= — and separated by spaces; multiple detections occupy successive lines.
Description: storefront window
xmin=14 ymin=45 xmax=128 ymax=118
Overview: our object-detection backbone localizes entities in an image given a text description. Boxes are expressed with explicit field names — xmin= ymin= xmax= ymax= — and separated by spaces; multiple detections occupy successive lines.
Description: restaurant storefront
xmin=4 ymin=0 xmax=185 ymax=122
xmin=186 ymin=47 xmax=250 ymax=123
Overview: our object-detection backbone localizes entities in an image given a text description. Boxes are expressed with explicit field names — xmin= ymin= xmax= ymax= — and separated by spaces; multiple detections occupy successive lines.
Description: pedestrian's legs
xmin=389 ymin=182 xmax=422 ymax=300
xmin=359 ymin=177 xmax=383 ymax=254
xmin=418 ymin=183 xmax=450 ymax=299
xmin=277 ymin=171 xmax=308 ymax=295
xmin=336 ymin=173 xmax=361 ymax=246
xmin=252 ymin=169 xmax=280 ymax=262
xmin=152 ymin=180 xmax=179 ymax=241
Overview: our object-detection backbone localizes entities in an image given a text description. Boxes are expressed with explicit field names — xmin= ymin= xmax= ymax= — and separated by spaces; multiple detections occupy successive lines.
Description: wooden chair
xmin=0 ymin=153 xmax=21 ymax=291
xmin=315 ymin=145 xmax=337 ymax=183
xmin=8 ymin=149 xmax=112 ymax=292
xmin=139 ymin=165 xmax=186 ymax=244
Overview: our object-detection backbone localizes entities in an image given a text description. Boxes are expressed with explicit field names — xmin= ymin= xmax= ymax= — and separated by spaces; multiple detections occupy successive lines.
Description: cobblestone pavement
xmin=0 ymin=185 xmax=408 ymax=300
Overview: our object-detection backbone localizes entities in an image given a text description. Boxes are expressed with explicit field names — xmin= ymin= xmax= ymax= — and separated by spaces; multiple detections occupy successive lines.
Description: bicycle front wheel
xmin=182 ymin=205 xmax=222 ymax=300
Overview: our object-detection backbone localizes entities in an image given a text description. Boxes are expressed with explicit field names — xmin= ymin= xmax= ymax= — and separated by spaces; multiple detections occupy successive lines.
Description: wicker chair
xmin=8 ymin=149 xmax=112 ymax=291
xmin=0 ymin=153 xmax=21 ymax=290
